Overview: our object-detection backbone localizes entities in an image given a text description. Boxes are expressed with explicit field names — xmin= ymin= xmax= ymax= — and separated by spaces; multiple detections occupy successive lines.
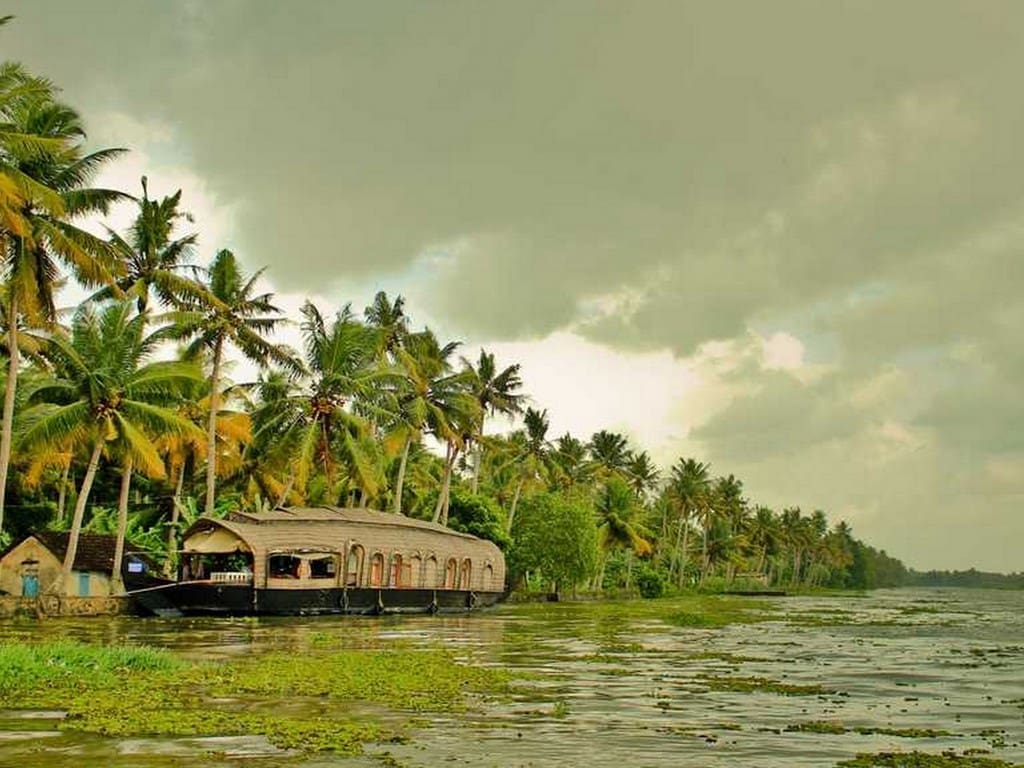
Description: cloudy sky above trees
xmin=6 ymin=2 xmax=1022 ymax=570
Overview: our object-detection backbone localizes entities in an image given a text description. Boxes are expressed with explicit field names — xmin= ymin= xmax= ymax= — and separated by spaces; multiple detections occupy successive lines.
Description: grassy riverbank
xmin=0 ymin=639 xmax=511 ymax=755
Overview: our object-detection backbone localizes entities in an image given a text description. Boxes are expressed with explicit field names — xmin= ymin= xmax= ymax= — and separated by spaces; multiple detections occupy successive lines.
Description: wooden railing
xmin=210 ymin=571 xmax=253 ymax=584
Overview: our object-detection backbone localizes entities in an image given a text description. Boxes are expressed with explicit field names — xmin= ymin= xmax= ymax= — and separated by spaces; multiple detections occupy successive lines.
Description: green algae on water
xmin=697 ymin=673 xmax=830 ymax=696
xmin=0 ymin=640 xmax=512 ymax=755
xmin=836 ymin=752 xmax=1023 ymax=768
xmin=787 ymin=721 xmax=953 ymax=738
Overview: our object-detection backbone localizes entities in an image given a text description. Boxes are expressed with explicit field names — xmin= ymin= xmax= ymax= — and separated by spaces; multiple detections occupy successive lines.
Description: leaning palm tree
xmin=174 ymin=249 xmax=293 ymax=515
xmin=0 ymin=88 xmax=126 ymax=532
xmin=18 ymin=301 xmax=204 ymax=588
xmin=500 ymin=406 xmax=551 ymax=532
xmin=462 ymin=349 xmax=524 ymax=493
xmin=594 ymin=475 xmax=653 ymax=589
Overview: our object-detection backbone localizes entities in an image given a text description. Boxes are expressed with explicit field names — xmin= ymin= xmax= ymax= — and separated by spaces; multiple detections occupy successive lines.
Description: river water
xmin=0 ymin=588 xmax=1021 ymax=767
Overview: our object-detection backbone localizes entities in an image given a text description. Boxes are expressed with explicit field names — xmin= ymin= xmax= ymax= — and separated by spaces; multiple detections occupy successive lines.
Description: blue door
xmin=21 ymin=574 xmax=38 ymax=598
xmin=77 ymin=572 xmax=90 ymax=597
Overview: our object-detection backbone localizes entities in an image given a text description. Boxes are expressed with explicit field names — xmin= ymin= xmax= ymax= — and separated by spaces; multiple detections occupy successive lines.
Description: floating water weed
xmin=786 ymin=722 xmax=952 ymax=738
xmin=836 ymin=751 xmax=1023 ymax=767
xmin=697 ymin=674 xmax=829 ymax=696
xmin=0 ymin=640 xmax=511 ymax=755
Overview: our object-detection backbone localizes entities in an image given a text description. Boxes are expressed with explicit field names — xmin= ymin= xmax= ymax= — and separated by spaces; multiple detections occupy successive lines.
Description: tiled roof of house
xmin=29 ymin=531 xmax=117 ymax=573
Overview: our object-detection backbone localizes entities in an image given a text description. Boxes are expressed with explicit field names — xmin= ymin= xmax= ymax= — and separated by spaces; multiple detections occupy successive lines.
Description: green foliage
xmin=0 ymin=641 xmax=180 ymax=696
xmin=908 ymin=569 xmax=1024 ymax=590
xmin=444 ymin=489 xmax=510 ymax=549
xmin=635 ymin=565 xmax=667 ymax=599
xmin=509 ymin=491 xmax=598 ymax=593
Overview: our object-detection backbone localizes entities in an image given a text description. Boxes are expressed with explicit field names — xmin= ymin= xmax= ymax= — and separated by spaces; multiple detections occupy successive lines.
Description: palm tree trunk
xmin=431 ymin=442 xmax=452 ymax=524
xmin=506 ymin=477 xmax=524 ymax=533
xmin=167 ymin=463 xmax=186 ymax=576
xmin=471 ymin=415 xmax=485 ymax=494
xmin=0 ymin=292 xmax=19 ymax=534
xmin=61 ymin=439 xmax=104 ymax=587
xmin=392 ymin=436 xmax=411 ymax=514
xmin=700 ymin=514 xmax=710 ymax=584
xmin=433 ymin=442 xmax=458 ymax=525
xmin=276 ymin=468 xmax=296 ymax=509
xmin=440 ymin=447 xmax=459 ymax=526
xmin=204 ymin=336 xmax=223 ymax=516
xmin=111 ymin=457 xmax=133 ymax=593
xmin=56 ymin=458 xmax=71 ymax=524
xmin=790 ymin=549 xmax=802 ymax=587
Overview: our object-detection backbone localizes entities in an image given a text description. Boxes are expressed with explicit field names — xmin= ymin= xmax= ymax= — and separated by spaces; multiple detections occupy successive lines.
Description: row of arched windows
xmin=342 ymin=545 xmax=493 ymax=590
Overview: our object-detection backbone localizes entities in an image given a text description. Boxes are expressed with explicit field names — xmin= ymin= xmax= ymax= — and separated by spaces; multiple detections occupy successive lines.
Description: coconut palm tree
xmin=587 ymin=430 xmax=632 ymax=479
xmin=0 ymin=88 xmax=126 ymax=532
xmin=364 ymin=290 xmax=409 ymax=360
xmin=157 ymin=373 xmax=250 ymax=563
xmin=747 ymin=505 xmax=780 ymax=580
xmin=626 ymin=450 xmax=660 ymax=500
xmin=549 ymin=432 xmax=589 ymax=488
xmin=594 ymin=475 xmax=653 ymax=589
xmin=0 ymin=60 xmax=67 ymax=236
xmin=462 ymin=349 xmax=523 ymax=493
xmin=665 ymin=458 xmax=710 ymax=586
xmin=18 ymin=301 xmax=203 ymax=587
xmin=501 ymin=407 xmax=551 ymax=532
xmin=95 ymin=176 xmax=204 ymax=313
xmin=390 ymin=329 xmax=467 ymax=514
xmin=248 ymin=302 xmax=393 ymax=506
xmin=174 ymin=249 xmax=293 ymax=515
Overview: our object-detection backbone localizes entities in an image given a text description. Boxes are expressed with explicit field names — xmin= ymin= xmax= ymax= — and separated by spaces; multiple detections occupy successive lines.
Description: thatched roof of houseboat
xmin=182 ymin=506 xmax=487 ymax=556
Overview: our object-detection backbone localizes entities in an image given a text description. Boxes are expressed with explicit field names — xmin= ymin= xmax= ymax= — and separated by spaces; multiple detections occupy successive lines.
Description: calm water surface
xmin=0 ymin=588 xmax=1021 ymax=767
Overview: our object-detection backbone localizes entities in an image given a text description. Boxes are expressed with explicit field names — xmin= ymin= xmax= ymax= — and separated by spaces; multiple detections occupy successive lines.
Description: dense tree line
xmin=907 ymin=570 xmax=1024 ymax=590
xmin=0 ymin=39 xmax=909 ymax=596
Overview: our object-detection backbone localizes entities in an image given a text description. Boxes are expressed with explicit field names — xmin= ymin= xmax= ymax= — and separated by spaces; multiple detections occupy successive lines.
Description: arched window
xmin=444 ymin=558 xmax=458 ymax=589
xmin=369 ymin=552 xmax=385 ymax=588
xmin=424 ymin=556 xmax=439 ymax=588
xmin=458 ymin=558 xmax=473 ymax=590
xmin=346 ymin=545 xmax=364 ymax=587
xmin=390 ymin=554 xmax=403 ymax=588
xmin=269 ymin=554 xmax=301 ymax=579
xmin=483 ymin=563 xmax=494 ymax=591
xmin=407 ymin=555 xmax=422 ymax=588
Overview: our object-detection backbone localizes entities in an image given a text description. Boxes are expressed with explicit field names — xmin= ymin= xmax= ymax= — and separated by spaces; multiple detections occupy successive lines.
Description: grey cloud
xmin=6 ymin=1 xmax=1024 ymax=569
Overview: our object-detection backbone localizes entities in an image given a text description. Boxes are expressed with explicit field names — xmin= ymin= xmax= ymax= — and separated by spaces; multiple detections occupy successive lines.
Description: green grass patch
xmin=0 ymin=640 xmax=511 ymax=756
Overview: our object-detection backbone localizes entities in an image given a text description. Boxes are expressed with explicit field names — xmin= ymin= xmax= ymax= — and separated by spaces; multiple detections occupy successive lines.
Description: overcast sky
xmin=5 ymin=2 xmax=1022 ymax=571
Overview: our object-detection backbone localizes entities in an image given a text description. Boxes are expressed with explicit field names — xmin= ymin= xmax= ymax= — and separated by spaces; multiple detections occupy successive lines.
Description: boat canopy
xmin=184 ymin=526 xmax=250 ymax=554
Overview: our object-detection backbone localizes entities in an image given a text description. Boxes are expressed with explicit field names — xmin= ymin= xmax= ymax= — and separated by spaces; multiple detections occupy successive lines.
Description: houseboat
xmin=127 ymin=506 xmax=507 ymax=617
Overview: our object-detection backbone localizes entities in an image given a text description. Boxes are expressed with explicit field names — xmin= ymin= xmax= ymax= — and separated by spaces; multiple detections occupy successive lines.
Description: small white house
xmin=0 ymin=532 xmax=119 ymax=598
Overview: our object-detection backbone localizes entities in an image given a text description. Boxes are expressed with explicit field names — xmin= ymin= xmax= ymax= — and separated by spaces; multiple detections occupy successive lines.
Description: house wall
xmin=0 ymin=537 xmax=112 ymax=597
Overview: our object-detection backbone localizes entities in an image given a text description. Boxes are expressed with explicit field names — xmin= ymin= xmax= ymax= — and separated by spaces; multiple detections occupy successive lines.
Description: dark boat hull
xmin=129 ymin=581 xmax=504 ymax=617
